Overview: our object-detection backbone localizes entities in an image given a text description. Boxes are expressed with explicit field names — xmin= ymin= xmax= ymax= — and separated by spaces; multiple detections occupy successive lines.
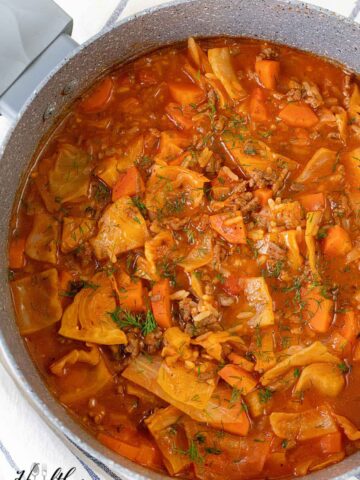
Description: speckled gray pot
xmin=1 ymin=1 xmax=360 ymax=479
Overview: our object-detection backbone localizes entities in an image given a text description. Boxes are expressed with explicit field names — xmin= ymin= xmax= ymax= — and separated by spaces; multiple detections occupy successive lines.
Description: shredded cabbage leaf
xmin=49 ymin=144 xmax=91 ymax=203
xmin=11 ymin=268 xmax=62 ymax=335
xmin=59 ymin=272 xmax=127 ymax=345
xmin=90 ymin=196 xmax=148 ymax=262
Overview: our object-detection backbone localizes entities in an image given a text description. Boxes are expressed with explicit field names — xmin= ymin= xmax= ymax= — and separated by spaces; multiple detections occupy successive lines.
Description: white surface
xmin=1 ymin=1 xmax=360 ymax=479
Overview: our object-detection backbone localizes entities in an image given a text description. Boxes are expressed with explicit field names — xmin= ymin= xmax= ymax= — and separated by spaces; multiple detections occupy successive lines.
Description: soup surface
xmin=8 ymin=37 xmax=360 ymax=479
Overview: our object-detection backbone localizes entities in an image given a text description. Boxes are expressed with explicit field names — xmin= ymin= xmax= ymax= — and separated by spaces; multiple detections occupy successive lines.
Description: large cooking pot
xmin=1 ymin=1 xmax=360 ymax=478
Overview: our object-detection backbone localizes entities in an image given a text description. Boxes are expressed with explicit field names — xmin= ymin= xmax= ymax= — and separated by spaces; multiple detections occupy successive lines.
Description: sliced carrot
xmin=227 ymin=353 xmax=254 ymax=372
xmin=119 ymin=279 xmax=145 ymax=312
xmin=168 ymin=81 xmax=206 ymax=105
xmin=301 ymin=285 xmax=333 ymax=333
xmin=9 ymin=237 xmax=26 ymax=269
xmin=112 ymin=166 xmax=145 ymax=201
xmin=279 ymin=102 xmax=318 ymax=128
xmin=210 ymin=211 xmax=247 ymax=244
xmin=165 ymin=102 xmax=193 ymax=130
xmin=80 ymin=76 xmax=113 ymax=112
xmin=254 ymin=188 xmax=272 ymax=207
xmin=299 ymin=192 xmax=325 ymax=212
xmin=340 ymin=310 xmax=358 ymax=342
xmin=255 ymin=59 xmax=280 ymax=90
xmin=319 ymin=432 xmax=343 ymax=454
xmin=249 ymin=87 xmax=269 ymax=122
xmin=210 ymin=396 xmax=250 ymax=436
xmin=98 ymin=433 xmax=162 ymax=469
xmin=323 ymin=225 xmax=352 ymax=257
xmin=151 ymin=279 xmax=172 ymax=328
xmin=218 ymin=364 xmax=257 ymax=395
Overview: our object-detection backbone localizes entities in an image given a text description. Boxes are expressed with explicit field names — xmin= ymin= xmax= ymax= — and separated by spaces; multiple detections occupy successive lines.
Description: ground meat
xmin=272 ymin=168 xmax=289 ymax=194
xmin=280 ymin=80 xmax=323 ymax=110
xmin=251 ymin=167 xmax=278 ymax=189
xmin=125 ymin=331 xmax=143 ymax=358
xmin=285 ymin=87 xmax=302 ymax=103
xmin=189 ymin=314 xmax=222 ymax=336
xmin=302 ymin=81 xmax=323 ymax=109
xmin=241 ymin=196 xmax=260 ymax=215
xmin=143 ymin=329 xmax=163 ymax=354
xmin=178 ymin=297 xmax=199 ymax=323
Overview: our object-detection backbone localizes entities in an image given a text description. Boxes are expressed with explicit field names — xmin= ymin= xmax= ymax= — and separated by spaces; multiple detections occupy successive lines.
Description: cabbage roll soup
xmin=8 ymin=37 xmax=360 ymax=479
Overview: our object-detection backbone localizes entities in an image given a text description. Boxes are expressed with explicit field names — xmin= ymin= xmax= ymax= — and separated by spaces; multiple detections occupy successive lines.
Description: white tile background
xmin=1 ymin=1 xmax=360 ymax=479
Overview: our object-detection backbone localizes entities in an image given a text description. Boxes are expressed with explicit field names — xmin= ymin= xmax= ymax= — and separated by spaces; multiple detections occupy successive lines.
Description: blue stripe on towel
xmin=67 ymin=437 xmax=124 ymax=480
xmin=0 ymin=438 xmax=19 ymax=471
xmin=74 ymin=454 xmax=102 ymax=480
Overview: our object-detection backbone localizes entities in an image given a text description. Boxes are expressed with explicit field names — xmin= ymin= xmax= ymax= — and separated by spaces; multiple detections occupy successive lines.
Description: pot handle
xmin=0 ymin=0 xmax=79 ymax=120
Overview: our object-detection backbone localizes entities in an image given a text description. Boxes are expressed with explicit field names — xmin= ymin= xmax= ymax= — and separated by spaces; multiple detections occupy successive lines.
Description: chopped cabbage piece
xmin=334 ymin=414 xmax=360 ymax=441
xmin=254 ymin=330 xmax=276 ymax=372
xmin=57 ymin=351 xmax=112 ymax=404
xmin=144 ymin=231 xmax=175 ymax=280
xmin=155 ymin=131 xmax=191 ymax=164
xmin=261 ymin=341 xmax=339 ymax=386
xmin=49 ymin=144 xmax=91 ymax=203
xmin=295 ymin=148 xmax=337 ymax=185
xmin=50 ymin=344 xmax=100 ymax=376
xmin=11 ymin=268 xmax=62 ymax=335
xmin=94 ymin=157 xmax=119 ymax=187
xmin=162 ymin=327 xmax=194 ymax=365
xmin=207 ymin=47 xmax=246 ymax=100
xmin=25 ymin=212 xmax=59 ymax=264
xmin=90 ymin=196 xmax=148 ymax=262
xmin=61 ymin=216 xmax=95 ymax=253
xmin=117 ymin=135 xmax=144 ymax=171
xmin=333 ymin=107 xmax=347 ymax=142
xmin=221 ymin=135 xmax=297 ymax=177
xmin=59 ymin=272 xmax=127 ymax=345
xmin=193 ymin=331 xmax=243 ymax=361
xmin=243 ymin=277 xmax=274 ymax=328
xmin=179 ymin=232 xmax=213 ymax=272
xmin=294 ymin=363 xmax=345 ymax=397
xmin=157 ymin=361 xmax=215 ymax=410
xmin=122 ymin=355 xmax=249 ymax=435
xmin=270 ymin=405 xmax=338 ymax=441
xmin=343 ymin=147 xmax=360 ymax=190
xmin=280 ymin=230 xmax=303 ymax=270
xmin=188 ymin=37 xmax=212 ymax=74
xmin=146 ymin=406 xmax=190 ymax=475
xmin=145 ymin=165 xmax=208 ymax=217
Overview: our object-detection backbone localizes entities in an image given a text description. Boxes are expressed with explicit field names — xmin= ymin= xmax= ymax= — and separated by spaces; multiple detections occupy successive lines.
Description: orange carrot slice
xmin=279 ymin=102 xmax=318 ymax=128
xmin=255 ymin=59 xmax=280 ymax=90
xmin=80 ymin=76 xmax=113 ymax=112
